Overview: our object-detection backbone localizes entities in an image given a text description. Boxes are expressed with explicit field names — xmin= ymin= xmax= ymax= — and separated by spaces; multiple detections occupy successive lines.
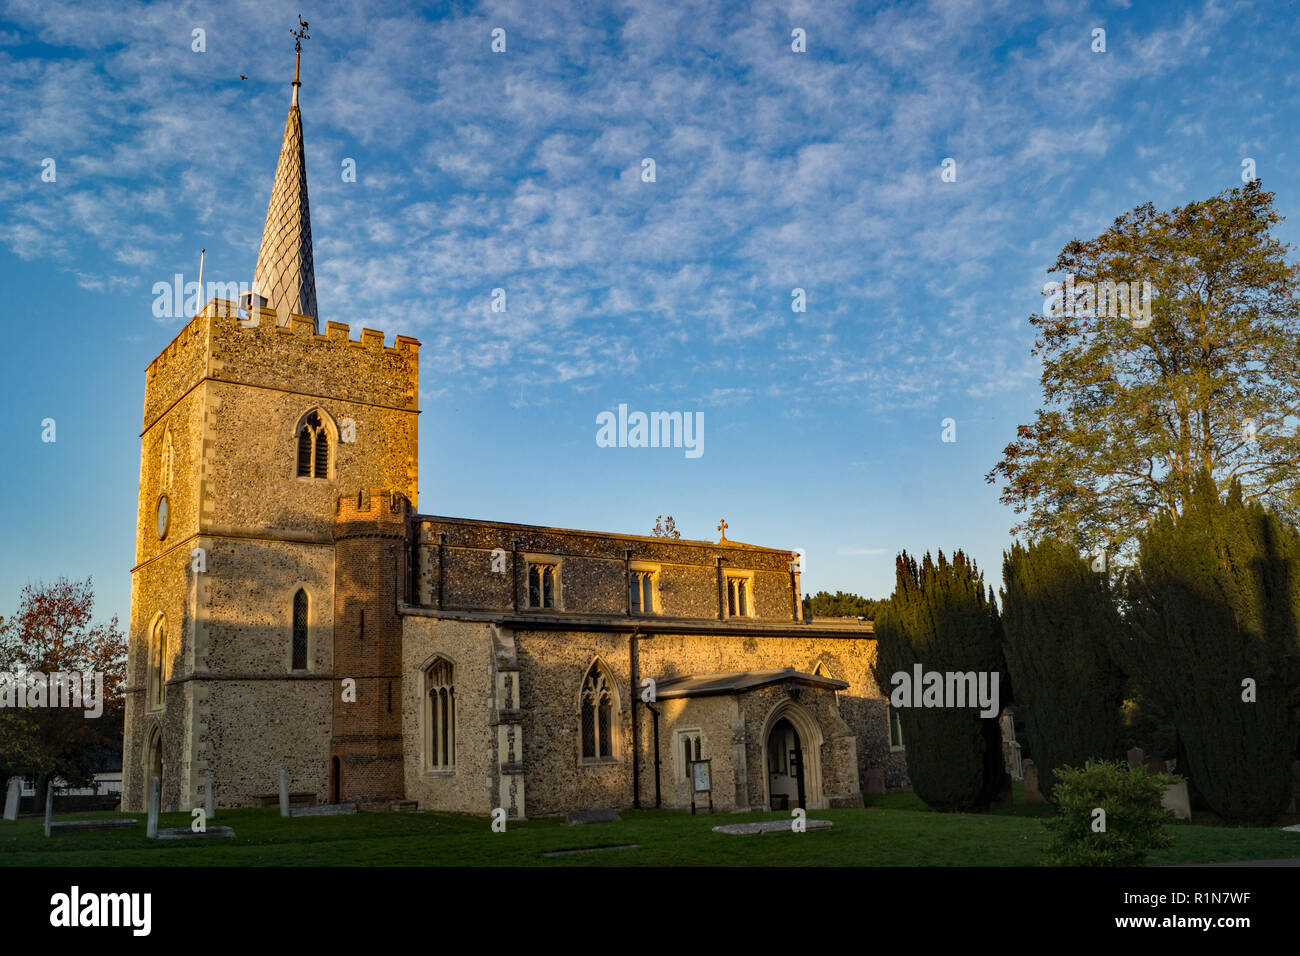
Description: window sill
xmin=424 ymin=770 xmax=456 ymax=778
xmin=579 ymin=758 xmax=620 ymax=768
xmin=889 ymin=745 xmax=905 ymax=753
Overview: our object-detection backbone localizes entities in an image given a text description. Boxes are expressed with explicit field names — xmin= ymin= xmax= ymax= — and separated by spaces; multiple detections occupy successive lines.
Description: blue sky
xmin=1 ymin=0 xmax=1298 ymax=627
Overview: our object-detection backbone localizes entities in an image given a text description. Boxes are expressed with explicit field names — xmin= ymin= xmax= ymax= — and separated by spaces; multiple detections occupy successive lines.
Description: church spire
xmin=252 ymin=16 xmax=317 ymax=329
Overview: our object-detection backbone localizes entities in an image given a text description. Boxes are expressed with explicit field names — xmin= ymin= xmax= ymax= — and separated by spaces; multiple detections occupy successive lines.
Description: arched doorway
xmin=329 ymin=757 xmax=341 ymax=804
xmin=761 ymin=701 xmax=825 ymax=810
xmin=766 ymin=718 xmax=805 ymax=809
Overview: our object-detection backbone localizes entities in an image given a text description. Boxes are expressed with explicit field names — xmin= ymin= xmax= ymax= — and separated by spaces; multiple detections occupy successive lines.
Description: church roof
xmin=252 ymin=63 xmax=318 ymax=328
xmin=652 ymin=667 xmax=849 ymax=699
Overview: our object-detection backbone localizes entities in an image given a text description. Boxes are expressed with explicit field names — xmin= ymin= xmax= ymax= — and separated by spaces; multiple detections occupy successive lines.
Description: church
xmin=121 ymin=49 xmax=906 ymax=818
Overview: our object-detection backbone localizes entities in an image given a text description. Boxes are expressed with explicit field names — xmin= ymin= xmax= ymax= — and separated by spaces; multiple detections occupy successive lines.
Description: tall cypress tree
xmin=1116 ymin=472 xmax=1300 ymax=824
xmin=1000 ymin=538 xmax=1125 ymax=799
xmin=873 ymin=550 xmax=1008 ymax=811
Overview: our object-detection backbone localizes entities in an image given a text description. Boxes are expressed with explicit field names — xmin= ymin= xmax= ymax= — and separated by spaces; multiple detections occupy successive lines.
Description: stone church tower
xmin=121 ymin=57 xmax=419 ymax=812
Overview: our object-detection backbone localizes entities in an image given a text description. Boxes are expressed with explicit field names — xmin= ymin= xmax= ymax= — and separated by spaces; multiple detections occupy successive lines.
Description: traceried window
xmin=296 ymin=411 xmax=330 ymax=479
xmin=291 ymin=589 xmax=309 ymax=671
xmin=675 ymin=729 xmax=702 ymax=781
xmin=149 ymin=618 xmax=168 ymax=711
xmin=425 ymin=659 xmax=455 ymax=770
xmin=580 ymin=663 xmax=615 ymax=761
xmin=629 ymin=568 xmax=658 ymax=615
xmin=725 ymin=574 xmax=751 ymax=617
xmin=527 ymin=561 xmax=558 ymax=609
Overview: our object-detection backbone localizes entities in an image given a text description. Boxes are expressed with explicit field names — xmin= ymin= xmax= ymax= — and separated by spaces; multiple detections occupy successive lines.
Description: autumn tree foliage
xmin=1000 ymin=538 xmax=1125 ymax=799
xmin=872 ymin=550 xmax=1008 ymax=812
xmin=0 ymin=577 xmax=127 ymax=809
xmin=987 ymin=182 xmax=1300 ymax=558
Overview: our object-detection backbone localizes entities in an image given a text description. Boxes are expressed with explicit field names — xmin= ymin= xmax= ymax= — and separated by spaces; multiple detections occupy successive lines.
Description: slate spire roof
xmin=252 ymin=49 xmax=317 ymax=328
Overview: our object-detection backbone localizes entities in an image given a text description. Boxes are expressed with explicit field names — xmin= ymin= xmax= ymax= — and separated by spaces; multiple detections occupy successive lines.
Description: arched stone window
xmin=291 ymin=589 xmax=309 ymax=671
xmin=580 ymin=661 xmax=617 ymax=761
xmin=425 ymin=659 xmax=455 ymax=769
xmin=148 ymin=617 xmax=168 ymax=711
xmin=295 ymin=410 xmax=331 ymax=479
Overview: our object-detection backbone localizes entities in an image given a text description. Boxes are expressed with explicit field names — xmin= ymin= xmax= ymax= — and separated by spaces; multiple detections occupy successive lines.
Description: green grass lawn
xmin=3 ymin=787 xmax=1298 ymax=866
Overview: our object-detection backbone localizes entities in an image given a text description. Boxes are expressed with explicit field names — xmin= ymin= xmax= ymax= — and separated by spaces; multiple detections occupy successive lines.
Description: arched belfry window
xmin=296 ymin=411 xmax=330 ymax=479
xmin=291 ymin=589 xmax=309 ymax=671
xmin=580 ymin=661 xmax=616 ymax=762
xmin=425 ymin=659 xmax=455 ymax=770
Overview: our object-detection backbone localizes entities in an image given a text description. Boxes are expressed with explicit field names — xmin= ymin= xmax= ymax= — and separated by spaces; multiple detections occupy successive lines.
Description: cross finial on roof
xmin=717 ymin=518 xmax=728 ymax=542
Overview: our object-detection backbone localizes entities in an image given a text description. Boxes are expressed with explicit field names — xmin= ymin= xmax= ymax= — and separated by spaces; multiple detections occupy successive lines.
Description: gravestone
xmin=43 ymin=786 xmax=54 ymax=838
xmin=863 ymin=768 xmax=886 ymax=796
xmin=1022 ymin=759 xmax=1046 ymax=804
xmin=565 ymin=808 xmax=620 ymax=825
xmin=205 ymin=772 xmax=215 ymax=821
xmin=278 ymin=769 xmax=289 ymax=818
xmin=288 ymin=803 xmax=357 ymax=818
xmin=1146 ymin=754 xmax=1167 ymax=777
xmin=713 ymin=819 xmax=833 ymax=835
xmin=1126 ymin=746 xmax=1145 ymax=769
xmin=3 ymin=778 xmax=19 ymax=821
xmin=146 ymin=777 xmax=160 ymax=839
xmin=154 ymin=825 xmax=235 ymax=839
xmin=1161 ymin=780 xmax=1192 ymax=822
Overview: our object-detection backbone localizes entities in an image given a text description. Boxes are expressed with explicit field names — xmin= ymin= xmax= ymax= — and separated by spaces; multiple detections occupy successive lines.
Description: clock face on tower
xmin=156 ymin=495 xmax=169 ymax=540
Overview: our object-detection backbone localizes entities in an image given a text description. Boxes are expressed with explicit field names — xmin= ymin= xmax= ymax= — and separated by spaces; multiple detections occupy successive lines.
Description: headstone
xmin=1146 ymin=754 xmax=1167 ymax=777
xmin=3 ymin=778 xmax=19 ymax=821
xmin=205 ymin=772 xmax=215 ymax=821
xmin=564 ymin=808 xmax=620 ymax=825
xmin=713 ymin=819 xmax=833 ymax=835
xmin=1161 ymin=780 xmax=1191 ymax=821
xmin=278 ymin=769 xmax=289 ymax=817
xmin=288 ymin=803 xmax=357 ymax=818
xmin=864 ymin=768 xmax=886 ymax=795
xmin=1126 ymin=746 xmax=1144 ymax=769
xmin=43 ymin=786 xmax=54 ymax=837
xmin=154 ymin=825 xmax=235 ymax=840
xmin=1022 ymin=759 xmax=1046 ymax=804
xmin=146 ymin=777 xmax=160 ymax=839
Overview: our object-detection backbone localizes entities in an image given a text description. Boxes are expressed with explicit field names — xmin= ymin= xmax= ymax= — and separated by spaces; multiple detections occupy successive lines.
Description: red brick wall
xmin=331 ymin=490 xmax=411 ymax=805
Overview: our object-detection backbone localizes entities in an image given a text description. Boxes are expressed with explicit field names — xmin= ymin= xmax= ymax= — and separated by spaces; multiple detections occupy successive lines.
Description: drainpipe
xmin=437 ymin=532 xmax=446 ymax=610
xmin=644 ymin=701 xmax=662 ymax=808
xmin=625 ymin=549 xmax=633 ymax=615
xmin=715 ymin=557 xmax=726 ymax=620
xmin=512 ymin=538 xmax=521 ymax=612
xmin=630 ymin=626 xmax=641 ymax=809
xmin=789 ymin=553 xmax=801 ymax=622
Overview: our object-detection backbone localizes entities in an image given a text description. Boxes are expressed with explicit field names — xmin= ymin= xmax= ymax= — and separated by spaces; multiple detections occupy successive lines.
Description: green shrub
xmin=872 ymin=550 xmax=1009 ymax=812
xmin=1000 ymin=538 xmax=1125 ymax=800
xmin=1115 ymin=473 xmax=1300 ymax=825
xmin=1042 ymin=759 xmax=1177 ymax=866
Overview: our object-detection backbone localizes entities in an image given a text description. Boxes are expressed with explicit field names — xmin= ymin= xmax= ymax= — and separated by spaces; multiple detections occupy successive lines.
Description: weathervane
xmin=290 ymin=14 xmax=310 ymax=105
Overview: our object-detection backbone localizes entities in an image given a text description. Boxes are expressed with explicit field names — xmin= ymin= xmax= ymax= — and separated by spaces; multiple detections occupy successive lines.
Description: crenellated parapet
xmin=142 ymin=302 xmax=420 ymax=435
